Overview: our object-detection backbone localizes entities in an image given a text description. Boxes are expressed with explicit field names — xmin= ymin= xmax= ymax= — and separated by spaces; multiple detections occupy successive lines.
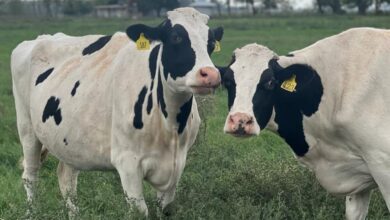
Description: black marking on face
xmin=146 ymin=93 xmax=153 ymax=115
xmin=149 ymin=45 xmax=160 ymax=90
xmin=42 ymin=96 xmax=62 ymax=125
xmin=177 ymin=96 xmax=193 ymax=134
xmin=221 ymin=55 xmax=237 ymax=110
xmin=36 ymin=68 xmax=54 ymax=86
xmin=133 ymin=86 xmax=148 ymax=129
xmin=71 ymin=81 xmax=80 ymax=96
xmin=157 ymin=73 xmax=168 ymax=118
xmin=161 ymin=22 xmax=196 ymax=80
xmin=63 ymin=138 xmax=68 ymax=146
xmin=252 ymin=68 xmax=276 ymax=130
xmin=82 ymin=35 xmax=112 ymax=56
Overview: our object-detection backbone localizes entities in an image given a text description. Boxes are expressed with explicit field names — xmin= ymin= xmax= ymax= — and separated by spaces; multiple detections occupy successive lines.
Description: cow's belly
xmin=30 ymin=78 xmax=114 ymax=170
xmin=300 ymin=137 xmax=375 ymax=195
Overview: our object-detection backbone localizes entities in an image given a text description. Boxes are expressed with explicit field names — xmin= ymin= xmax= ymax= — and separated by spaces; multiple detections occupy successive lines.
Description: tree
xmin=373 ymin=0 xmax=390 ymax=13
xmin=236 ymin=0 xmax=258 ymax=15
xmin=316 ymin=0 xmax=344 ymax=14
xmin=343 ymin=0 xmax=372 ymax=14
xmin=136 ymin=0 xmax=179 ymax=17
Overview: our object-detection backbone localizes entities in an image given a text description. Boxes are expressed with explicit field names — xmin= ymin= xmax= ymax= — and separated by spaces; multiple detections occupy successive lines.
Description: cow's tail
xmin=18 ymin=147 xmax=49 ymax=170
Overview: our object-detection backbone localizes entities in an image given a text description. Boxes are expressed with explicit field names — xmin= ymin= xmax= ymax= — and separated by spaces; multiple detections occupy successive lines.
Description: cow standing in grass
xmin=11 ymin=7 xmax=223 ymax=217
xmin=218 ymin=28 xmax=390 ymax=220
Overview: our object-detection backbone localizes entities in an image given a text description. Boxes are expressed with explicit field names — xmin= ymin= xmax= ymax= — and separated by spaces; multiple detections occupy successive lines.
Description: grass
xmin=1 ymin=15 xmax=390 ymax=219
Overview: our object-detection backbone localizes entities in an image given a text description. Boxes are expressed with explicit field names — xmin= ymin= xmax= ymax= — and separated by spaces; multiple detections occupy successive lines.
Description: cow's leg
xmin=157 ymin=187 xmax=176 ymax=216
xmin=57 ymin=161 xmax=79 ymax=219
xmin=116 ymin=164 xmax=148 ymax=215
xmin=345 ymin=190 xmax=371 ymax=220
xmin=370 ymin=169 xmax=390 ymax=210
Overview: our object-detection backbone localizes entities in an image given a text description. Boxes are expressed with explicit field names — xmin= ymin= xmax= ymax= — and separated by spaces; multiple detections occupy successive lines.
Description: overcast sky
xmin=290 ymin=0 xmax=314 ymax=9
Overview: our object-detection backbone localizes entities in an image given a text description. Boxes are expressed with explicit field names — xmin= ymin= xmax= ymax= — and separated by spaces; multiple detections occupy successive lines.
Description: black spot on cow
xmin=82 ymin=35 xmax=112 ymax=56
xmin=177 ymin=96 xmax=193 ymax=134
xmin=157 ymin=73 xmax=168 ymax=118
xmin=42 ymin=96 xmax=62 ymax=125
xmin=71 ymin=81 xmax=80 ymax=96
xmin=266 ymin=59 xmax=323 ymax=156
xmin=149 ymin=45 xmax=160 ymax=90
xmin=36 ymin=68 xmax=54 ymax=86
xmin=161 ymin=22 xmax=196 ymax=80
xmin=285 ymin=53 xmax=295 ymax=57
xmin=63 ymin=138 xmax=68 ymax=146
xmin=220 ymin=55 xmax=237 ymax=110
xmin=146 ymin=93 xmax=153 ymax=115
xmin=133 ymin=86 xmax=148 ymax=129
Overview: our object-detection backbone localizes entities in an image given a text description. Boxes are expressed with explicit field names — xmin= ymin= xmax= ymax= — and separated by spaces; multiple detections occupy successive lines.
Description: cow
xmin=217 ymin=28 xmax=390 ymax=220
xmin=11 ymin=7 xmax=223 ymax=217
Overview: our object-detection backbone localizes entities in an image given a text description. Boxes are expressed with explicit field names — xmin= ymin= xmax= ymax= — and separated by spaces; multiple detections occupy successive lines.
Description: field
xmin=1 ymin=15 xmax=390 ymax=219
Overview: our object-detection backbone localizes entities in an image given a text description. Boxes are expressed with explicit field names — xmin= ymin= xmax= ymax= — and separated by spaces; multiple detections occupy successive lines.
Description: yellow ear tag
xmin=136 ymin=33 xmax=150 ymax=50
xmin=214 ymin=40 xmax=221 ymax=52
xmin=281 ymin=74 xmax=297 ymax=92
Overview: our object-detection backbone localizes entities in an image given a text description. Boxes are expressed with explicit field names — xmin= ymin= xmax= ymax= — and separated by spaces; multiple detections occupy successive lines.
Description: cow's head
xmin=126 ymin=7 xmax=224 ymax=95
xmin=219 ymin=44 xmax=322 ymax=137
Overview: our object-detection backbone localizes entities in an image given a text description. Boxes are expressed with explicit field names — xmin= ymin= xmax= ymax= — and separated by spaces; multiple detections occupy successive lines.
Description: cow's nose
xmin=227 ymin=112 xmax=255 ymax=136
xmin=197 ymin=67 xmax=221 ymax=87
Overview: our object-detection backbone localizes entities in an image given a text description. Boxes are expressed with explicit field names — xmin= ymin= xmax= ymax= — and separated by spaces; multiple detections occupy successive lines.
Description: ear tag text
xmin=214 ymin=41 xmax=221 ymax=52
xmin=136 ymin=33 xmax=150 ymax=50
xmin=281 ymin=74 xmax=297 ymax=92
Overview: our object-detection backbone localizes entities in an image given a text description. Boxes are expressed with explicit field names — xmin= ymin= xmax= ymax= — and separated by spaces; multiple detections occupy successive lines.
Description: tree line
xmin=0 ymin=0 xmax=389 ymax=17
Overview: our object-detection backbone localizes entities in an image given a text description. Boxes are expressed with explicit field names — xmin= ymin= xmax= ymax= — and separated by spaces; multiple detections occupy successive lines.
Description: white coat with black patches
xmin=219 ymin=28 xmax=390 ymax=220
xmin=11 ymin=7 xmax=223 ymax=217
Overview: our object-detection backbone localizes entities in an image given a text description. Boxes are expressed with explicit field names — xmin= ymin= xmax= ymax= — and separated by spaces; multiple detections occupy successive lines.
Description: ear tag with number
xmin=281 ymin=74 xmax=297 ymax=92
xmin=214 ymin=40 xmax=221 ymax=52
xmin=136 ymin=33 xmax=150 ymax=50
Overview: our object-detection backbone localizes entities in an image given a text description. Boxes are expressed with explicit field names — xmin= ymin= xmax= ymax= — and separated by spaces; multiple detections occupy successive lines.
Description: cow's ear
xmin=270 ymin=58 xmax=319 ymax=93
xmin=126 ymin=24 xmax=161 ymax=42
xmin=212 ymin=27 xmax=224 ymax=42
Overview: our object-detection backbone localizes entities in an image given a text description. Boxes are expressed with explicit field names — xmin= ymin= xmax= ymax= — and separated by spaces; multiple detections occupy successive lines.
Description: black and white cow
xmin=11 ymin=7 xmax=223 ymax=216
xmin=218 ymin=28 xmax=390 ymax=220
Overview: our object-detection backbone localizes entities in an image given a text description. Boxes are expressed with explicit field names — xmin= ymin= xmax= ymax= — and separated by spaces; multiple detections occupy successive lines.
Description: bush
xmin=63 ymin=0 xmax=93 ymax=16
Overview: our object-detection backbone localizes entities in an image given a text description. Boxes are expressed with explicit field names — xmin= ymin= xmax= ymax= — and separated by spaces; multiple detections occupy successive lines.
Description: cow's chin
xmin=225 ymin=131 xmax=257 ymax=138
xmin=190 ymin=86 xmax=216 ymax=95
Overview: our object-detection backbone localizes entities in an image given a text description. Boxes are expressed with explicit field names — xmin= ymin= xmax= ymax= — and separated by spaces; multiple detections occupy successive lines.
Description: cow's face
xmin=219 ymin=44 xmax=323 ymax=137
xmin=219 ymin=44 xmax=277 ymax=136
xmin=126 ymin=8 xmax=224 ymax=95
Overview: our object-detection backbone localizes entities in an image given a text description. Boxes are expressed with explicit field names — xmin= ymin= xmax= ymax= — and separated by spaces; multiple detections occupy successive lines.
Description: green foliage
xmin=136 ymin=0 xmax=179 ymax=17
xmin=1 ymin=16 xmax=390 ymax=219
xmin=63 ymin=0 xmax=94 ymax=15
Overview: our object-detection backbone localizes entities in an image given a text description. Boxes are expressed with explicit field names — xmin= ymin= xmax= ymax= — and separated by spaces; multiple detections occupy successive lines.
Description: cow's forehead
xmin=167 ymin=8 xmax=209 ymax=36
xmin=231 ymin=44 xmax=276 ymax=82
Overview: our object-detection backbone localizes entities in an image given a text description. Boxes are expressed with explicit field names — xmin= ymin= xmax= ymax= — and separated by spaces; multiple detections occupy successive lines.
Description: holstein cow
xmin=11 ymin=7 xmax=223 ymax=216
xmin=218 ymin=28 xmax=390 ymax=219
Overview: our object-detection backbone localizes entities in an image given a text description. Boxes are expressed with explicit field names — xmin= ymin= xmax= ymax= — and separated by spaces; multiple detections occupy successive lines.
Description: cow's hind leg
xmin=345 ymin=190 xmax=371 ymax=220
xmin=57 ymin=161 xmax=79 ymax=219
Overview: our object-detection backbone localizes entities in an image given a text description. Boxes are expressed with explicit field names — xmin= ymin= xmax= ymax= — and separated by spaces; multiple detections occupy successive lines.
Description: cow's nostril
xmin=247 ymin=118 xmax=254 ymax=125
xmin=229 ymin=115 xmax=234 ymax=123
xmin=200 ymin=71 xmax=208 ymax=77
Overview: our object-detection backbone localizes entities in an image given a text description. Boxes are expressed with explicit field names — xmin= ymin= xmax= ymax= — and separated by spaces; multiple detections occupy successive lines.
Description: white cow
xmin=11 ymin=7 xmax=223 ymax=217
xmin=218 ymin=28 xmax=390 ymax=220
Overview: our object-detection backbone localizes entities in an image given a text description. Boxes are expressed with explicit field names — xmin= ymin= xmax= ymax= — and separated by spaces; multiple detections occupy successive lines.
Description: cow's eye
xmin=170 ymin=33 xmax=182 ymax=44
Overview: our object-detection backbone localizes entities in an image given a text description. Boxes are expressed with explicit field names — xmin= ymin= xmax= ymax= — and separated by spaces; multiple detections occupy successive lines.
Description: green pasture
xmin=1 ymin=15 xmax=390 ymax=219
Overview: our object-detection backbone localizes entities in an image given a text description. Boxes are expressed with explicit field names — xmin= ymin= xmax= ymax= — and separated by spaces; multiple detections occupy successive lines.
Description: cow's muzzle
xmin=191 ymin=67 xmax=220 ymax=94
xmin=225 ymin=112 xmax=256 ymax=137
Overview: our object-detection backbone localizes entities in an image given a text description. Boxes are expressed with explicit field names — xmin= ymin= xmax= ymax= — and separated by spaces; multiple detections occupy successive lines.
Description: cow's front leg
xmin=345 ymin=190 xmax=371 ymax=220
xmin=157 ymin=186 xmax=176 ymax=215
xmin=57 ymin=161 xmax=79 ymax=219
xmin=115 ymin=159 xmax=148 ymax=216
